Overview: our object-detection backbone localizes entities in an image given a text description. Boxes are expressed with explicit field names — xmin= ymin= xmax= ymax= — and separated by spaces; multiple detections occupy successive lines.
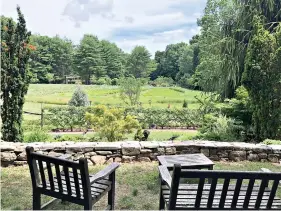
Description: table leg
xmin=208 ymin=165 xmax=214 ymax=184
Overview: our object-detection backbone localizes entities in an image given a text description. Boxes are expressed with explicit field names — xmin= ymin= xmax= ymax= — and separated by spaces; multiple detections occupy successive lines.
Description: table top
xmin=157 ymin=154 xmax=214 ymax=169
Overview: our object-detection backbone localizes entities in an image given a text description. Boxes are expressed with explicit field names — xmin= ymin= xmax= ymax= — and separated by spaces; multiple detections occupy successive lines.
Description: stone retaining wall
xmin=1 ymin=140 xmax=281 ymax=167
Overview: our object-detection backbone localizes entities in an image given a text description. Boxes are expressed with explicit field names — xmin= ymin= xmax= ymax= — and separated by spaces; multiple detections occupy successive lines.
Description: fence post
xmin=41 ymin=103 xmax=44 ymax=129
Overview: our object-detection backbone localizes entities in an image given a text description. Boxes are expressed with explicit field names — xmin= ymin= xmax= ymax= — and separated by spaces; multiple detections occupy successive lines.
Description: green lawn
xmin=1 ymin=162 xmax=281 ymax=210
xmin=23 ymin=85 xmax=203 ymax=120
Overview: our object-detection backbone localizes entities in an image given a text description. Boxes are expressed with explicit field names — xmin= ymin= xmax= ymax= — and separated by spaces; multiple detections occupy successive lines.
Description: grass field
xmin=2 ymin=162 xmax=281 ymax=210
xmin=23 ymin=84 xmax=203 ymax=120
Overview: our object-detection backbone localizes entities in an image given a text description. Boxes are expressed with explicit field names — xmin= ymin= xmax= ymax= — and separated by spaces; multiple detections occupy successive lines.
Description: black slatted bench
xmin=159 ymin=164 xmax=281 ymax=210
xmin=26 ymin=146 xmax=119 ymax=210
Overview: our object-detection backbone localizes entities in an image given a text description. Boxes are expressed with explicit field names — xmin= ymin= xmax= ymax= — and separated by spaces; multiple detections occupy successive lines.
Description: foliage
xmin=46 ymin=106 xmax=86 ymax=131
xmin=182 ymin=100 xmax=188 ymax=108
xmin=85 ymin=105 xmax=140 ymax=142
xmin=119 ymin=77 xmax=143 ymax=106
xmin=29 ymin=35 xmax=73 ymax=83
xmin=91 ymin=76 xmax=112 ymax=85
xmin=176 ymin=45 xmax=194 ymax=88
xmin=1 ymin=7 xmax=32 ymax=142
xmin=243 ymin=17 xmax=281 ymax=140
xmin=24 ymin=130 xmax=53 ymax=143
xmin=150 ymin=76 xmax=174 ymax=87
xmin=68 ymin=86 xmax=89 ymax=107
xmin=100 ymin=40 xmax=125 ymax=79
xmin=220 ymin=86 xmax=253 ymax=140
xmin=263 ymin=139 xmax=281 ymax=145
xmin=73 ymin=34 xmax=104 ymax=84
xmin=134 ymin=129 xmax=150 ymax=141
xmin=196 ymin=114 xmax=243 ymax=141
xmin=152 ymin=43 xmax=188 ymax=80
xmin=196 ymin=0 xmax=281 ymax=99
xmin=125 ymin=107 xmax=202 ymax=129
xmin=126 ymin=46 xmax=154 ymax=78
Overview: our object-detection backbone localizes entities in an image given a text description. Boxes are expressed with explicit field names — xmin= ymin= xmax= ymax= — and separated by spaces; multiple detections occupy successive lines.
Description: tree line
xmin=1 ymin=15 xmax=200 ymax=87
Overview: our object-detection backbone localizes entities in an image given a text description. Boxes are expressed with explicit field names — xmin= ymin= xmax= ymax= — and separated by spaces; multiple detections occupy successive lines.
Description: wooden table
xmin=157 ymin=154 xmax=214 ymax=171
xmin=157 ymin=154 xmax=214 ymax=184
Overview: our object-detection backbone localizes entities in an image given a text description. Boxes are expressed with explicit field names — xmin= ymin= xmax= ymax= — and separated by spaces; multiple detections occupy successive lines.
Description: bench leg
xmin=84 ymin=201 xmax=93 ymax=211
xmin=108 ymin=172 xmax=116 ymax=210
xmin=159 ymin=189 xmax=165 ymax=210
xmin=33 ymin=191 xmax=41 ymax=210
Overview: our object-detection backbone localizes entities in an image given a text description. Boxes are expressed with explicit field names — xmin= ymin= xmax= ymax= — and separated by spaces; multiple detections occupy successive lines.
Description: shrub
xmin=24 ymin=130 xmax=53 ymax=143
xmin=263 ymin=139 xmax=281 ymax=145
xmin=86 ymin=105 xmax=140 ymax=142
xmin=111 ymin=78 xmax=119 ymax=85
xmin=196 ymin=114 xmax=243 ymax=141
xmin=152 ymin=76 xmax=174 ymax=87
xmin=125 ymin=107 xmax=201 ymax=129
xmin=119 ymin=77 xmax=143 ymax=106
xmin=46 ymin=106 xmax=86 ymax=131
xmin=183 ymin=100 xmax=188 ymax=108
xmin=68 ymin=86 xmax=89 ymax=107
xmin=134 ymin=129 xmax=150 ymax=141
xmin=220 ymin=86 xmax=253 ymax=141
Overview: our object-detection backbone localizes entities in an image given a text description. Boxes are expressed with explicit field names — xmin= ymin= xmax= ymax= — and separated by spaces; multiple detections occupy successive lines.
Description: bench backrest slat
xmin=255 ymin=179 xmax=268 ymax=209
xmin=26 ymin=146 xmax=90 ymax=202
xmin=195 ymin=178 xmax=205 ymax=209
xmin=55 ymin=164 xmax=63 ymax=193
xmin=63 ymin=165 xmax=72 ymax=196
xmin=207 ymin=178 xmax=218 ymax=208
xmin=73 ymin=168 xmax=81 ymax=198
xmin=243 ymin=178 xmax=255 ymax=208
xmin=231 ymin=178 xmax=243 ymax=208
xmin=169 ymin=165 xmax=281 ymax=210
xmin=219 ymin=178 xmax=230 ymax=209
xmin=38 ymin=160 xmax=46 ymax=188
xmin=267 ymin=179 xmax=280 ymax=209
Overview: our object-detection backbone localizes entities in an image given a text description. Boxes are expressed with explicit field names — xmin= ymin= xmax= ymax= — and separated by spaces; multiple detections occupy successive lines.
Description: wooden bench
xmin=159 ymin=164 xmax=281 ymax=210
xmin=26 ymin=146 xmax=119 ymax=210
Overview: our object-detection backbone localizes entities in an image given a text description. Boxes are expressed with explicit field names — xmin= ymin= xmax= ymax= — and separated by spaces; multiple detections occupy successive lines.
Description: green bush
xmin=24 ymin=130 xmax=53 ymax=143
xmin=151 ymin=76 xmax=174 ymax=87
xmin=196 ymin=114 xmax=243 ymax=141
xmin=86 ymin=105 xmax=140 ymax=142
xmin=46 ymin=106 xmax=86 ymax=131
xmin=183 ymin=100 xmax=188 ymax=108
xmin=68 ymin=86 xmax=89 ymax=107
xmin=125 ymin=107 xmax=201 ymax=129
xmin=111 ymin=78 xmax=119 ymax=85
xmin=220 ymin=86 xmax=254 ymax=141
xmin=263 ymin=139 xmax=281 ymax=145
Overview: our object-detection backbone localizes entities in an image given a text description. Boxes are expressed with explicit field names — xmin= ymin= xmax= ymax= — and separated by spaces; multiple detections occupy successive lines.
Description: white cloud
xmin=0 ymin=0 xmax=206 ymax=55
xmin=115 ymin=27 xmax=201 ymax=55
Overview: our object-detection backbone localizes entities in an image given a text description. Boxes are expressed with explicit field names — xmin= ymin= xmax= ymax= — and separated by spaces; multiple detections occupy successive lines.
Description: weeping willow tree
xmin=243 ymin=17 xmax=281 ymax=140
xmin=196 ymin=0 xmax=281 ymax=99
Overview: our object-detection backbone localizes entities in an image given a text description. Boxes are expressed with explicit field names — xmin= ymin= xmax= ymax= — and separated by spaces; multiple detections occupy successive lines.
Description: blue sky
xmin=1 ymin=0 xmax=207 ymax=55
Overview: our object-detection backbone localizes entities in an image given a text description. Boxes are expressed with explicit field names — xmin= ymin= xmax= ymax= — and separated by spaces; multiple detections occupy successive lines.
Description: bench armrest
xmin=89 ymin=162 xmax=120 ymax=184
xmin=159 ymin=165 xmax=172 ymax=188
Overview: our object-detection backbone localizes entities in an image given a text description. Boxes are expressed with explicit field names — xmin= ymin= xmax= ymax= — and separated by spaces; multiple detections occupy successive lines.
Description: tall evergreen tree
xmin=73 ymin=34 xmax=104 ymax=84
xmin=100 ymin=40 xmax=124 ymax=79
xmin=126 ymin=46 xmax=152 ymax=78
xmin=243 ymin=17 xmax=281 ymax=140
xmin=1 ymin=7 xmax=32 ymax=142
